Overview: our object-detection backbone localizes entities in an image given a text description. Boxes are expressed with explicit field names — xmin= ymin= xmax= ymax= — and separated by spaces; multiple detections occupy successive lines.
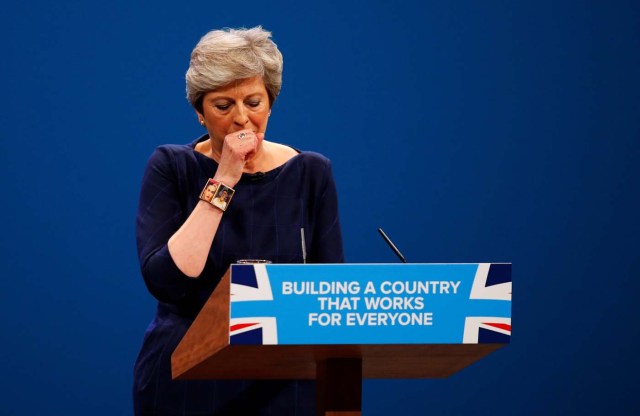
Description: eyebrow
xmin=208 ymin=92 xmax=266 ymax=101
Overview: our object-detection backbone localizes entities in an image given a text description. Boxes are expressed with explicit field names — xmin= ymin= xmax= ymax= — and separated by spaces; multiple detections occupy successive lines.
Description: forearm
xmin=168 ymin=200 xmax=224 ymax=278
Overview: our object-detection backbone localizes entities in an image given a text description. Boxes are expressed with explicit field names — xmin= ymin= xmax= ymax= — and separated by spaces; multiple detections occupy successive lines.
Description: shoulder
xmin=141 ymin=138 xmax=203 ymax=182
xmin=295 ymin=150 xmax=333 ymax=172
xmin=148 ymin=135 xmax=203 ymax=159
xmin=149 ymin=143 xmax=194 ymax=162
xmin=145 ymin=138 xmax=201 ymax=168
xmin=281 ymin=150 xmax=336 ymax=192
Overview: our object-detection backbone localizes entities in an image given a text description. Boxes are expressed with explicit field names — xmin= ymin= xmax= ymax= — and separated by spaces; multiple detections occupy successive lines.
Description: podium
xmin=172 ymin=263 xmax=511 ymax=415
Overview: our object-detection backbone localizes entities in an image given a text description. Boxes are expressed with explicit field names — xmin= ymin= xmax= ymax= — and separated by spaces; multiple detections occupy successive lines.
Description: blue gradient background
xmin=1 ymin=1 xmax=638 ymax=415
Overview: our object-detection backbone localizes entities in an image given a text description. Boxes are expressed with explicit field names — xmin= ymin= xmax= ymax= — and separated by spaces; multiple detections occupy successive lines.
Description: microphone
xmin=377 ymin=228 xmax=408 ymax=263
xmin=301 ymin=228 xmax=307 ymax=264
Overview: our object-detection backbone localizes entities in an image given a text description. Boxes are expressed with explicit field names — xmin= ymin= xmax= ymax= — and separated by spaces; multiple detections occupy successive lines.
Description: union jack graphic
xmin=229 ymin=264 xmax=278 ymax=345
xmin=463 ymin=263 xmax=512 ymax=343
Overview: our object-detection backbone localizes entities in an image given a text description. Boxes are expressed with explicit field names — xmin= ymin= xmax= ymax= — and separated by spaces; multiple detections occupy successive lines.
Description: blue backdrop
xmin=1 ymin=1 xmax=638 ymax=414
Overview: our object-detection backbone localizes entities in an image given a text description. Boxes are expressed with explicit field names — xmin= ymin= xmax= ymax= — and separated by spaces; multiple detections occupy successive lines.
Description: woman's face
xmin=203 ymin=184 xmax=216 ymax=200
xmin=198 ymin=76 xmax=271 ymax=142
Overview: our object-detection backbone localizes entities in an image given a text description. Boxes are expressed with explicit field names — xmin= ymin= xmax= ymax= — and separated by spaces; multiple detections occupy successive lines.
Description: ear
xmin=195 ymin=110 xmax=205 ymax=126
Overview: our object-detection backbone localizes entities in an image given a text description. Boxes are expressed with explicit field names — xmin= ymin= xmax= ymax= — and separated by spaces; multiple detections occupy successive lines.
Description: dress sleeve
xmin=310 ymin=159 xmax=345 ymax=263
xmin=136 ymin=146 xmax=198 ymax=304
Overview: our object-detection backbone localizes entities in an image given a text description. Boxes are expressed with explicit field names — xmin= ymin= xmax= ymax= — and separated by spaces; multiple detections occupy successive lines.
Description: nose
xmin=232 ymin=104 xmax=249 ymax=126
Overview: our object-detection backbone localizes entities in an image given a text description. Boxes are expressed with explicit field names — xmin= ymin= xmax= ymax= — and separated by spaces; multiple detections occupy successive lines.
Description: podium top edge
xmin=230 ymin=263 xmax=512 ymax=266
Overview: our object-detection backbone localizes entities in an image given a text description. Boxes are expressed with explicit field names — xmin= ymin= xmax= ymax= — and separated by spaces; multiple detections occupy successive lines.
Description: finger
xmin=239 ymin=131 xmax=258 ymax=149
xmin=244 ymin=139 xmax=259 ymax=161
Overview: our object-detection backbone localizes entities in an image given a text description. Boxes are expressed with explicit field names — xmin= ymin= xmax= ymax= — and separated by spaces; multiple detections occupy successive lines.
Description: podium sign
xmin=229 ymin=263 xmax=511 ymax=346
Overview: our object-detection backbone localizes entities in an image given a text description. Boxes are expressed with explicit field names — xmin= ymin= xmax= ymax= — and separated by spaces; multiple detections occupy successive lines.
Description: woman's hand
xmin=214 ymin=129 xmax=264 ymax=186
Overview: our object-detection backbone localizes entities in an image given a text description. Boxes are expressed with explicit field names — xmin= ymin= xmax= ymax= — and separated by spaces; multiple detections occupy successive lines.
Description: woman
xmin=133 ymin=26 xmax=343 ymax=415
xmin=212 ymin=189 xmax=230 ymax=211
xmin=200 ymin=181 xmax=218 ymax=203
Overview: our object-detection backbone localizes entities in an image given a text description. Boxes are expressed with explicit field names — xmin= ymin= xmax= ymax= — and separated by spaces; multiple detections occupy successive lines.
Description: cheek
xmin=252 ymin=111 xmax=270 ymax=129
xmin=205 ymin=115 xmax=233 ymax=137
xmin=208 ymin=116 xmax=230 ymax=129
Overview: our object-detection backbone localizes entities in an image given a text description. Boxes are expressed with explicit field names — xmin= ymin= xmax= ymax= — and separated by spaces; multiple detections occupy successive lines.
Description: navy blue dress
xmin=133 ymin=135 xmax=344 ymax=415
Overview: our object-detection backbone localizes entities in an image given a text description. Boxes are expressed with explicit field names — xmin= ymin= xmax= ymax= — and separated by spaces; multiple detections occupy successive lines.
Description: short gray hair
xmin=186 ymin=26 xmax=283 ymax=112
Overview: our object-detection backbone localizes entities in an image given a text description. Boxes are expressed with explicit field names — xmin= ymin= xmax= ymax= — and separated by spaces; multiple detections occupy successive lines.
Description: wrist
xmin=212 ymin=174 xmax=238 ymax=188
